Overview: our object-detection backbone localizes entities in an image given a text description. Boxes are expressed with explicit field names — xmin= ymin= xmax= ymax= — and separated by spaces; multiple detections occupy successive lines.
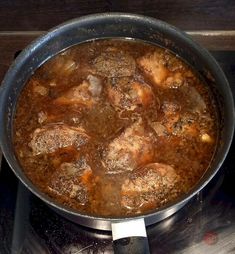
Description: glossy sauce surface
xmin=14 ymin=39 xmax=218 ymax=217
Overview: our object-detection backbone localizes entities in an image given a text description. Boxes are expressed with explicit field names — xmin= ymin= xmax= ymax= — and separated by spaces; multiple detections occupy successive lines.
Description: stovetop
xmin=0 ymin=51 xmax=234 ymax=254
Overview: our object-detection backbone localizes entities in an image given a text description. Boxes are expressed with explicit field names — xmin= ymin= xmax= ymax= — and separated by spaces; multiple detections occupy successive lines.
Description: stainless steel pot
xmin=0 ymin=13 xmax=234 ymax=253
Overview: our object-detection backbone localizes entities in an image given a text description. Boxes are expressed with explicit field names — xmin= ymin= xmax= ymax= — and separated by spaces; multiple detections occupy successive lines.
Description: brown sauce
xmin=13 ymin=39 xmax=218 ymax=217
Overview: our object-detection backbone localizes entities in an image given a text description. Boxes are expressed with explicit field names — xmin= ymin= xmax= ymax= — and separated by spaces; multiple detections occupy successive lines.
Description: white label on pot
xmin=111 ymin=218 xmax=147 ymax=240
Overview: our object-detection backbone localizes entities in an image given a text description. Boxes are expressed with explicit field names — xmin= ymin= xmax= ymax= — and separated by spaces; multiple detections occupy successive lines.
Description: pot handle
xmin=111 ymin=218 xmax=150 ymax=254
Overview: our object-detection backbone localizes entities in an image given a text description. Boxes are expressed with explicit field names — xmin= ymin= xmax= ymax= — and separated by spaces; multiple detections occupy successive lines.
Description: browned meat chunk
xmin=138 ymin=51 xmax=169 ymax=87
xmin=138 ymin=51 xmax=193 ymax=89
xmin=29 ymin=124 xmax=89 ymax=155
xmin=164 ymin=72 xmax=185 ymax=88
xmin=158 ymin=100 xmax=201 ymax=138
xmin=103 ymin=120 xmax=155 ymax=174
xmin=158 ymin=98 xmax=213 ymax=142
xmin=93 ymin=47 xmax=136 ymax=77
xmin=48 ymin=158 xmax=93 ymax=204
xmin=121 ymin=163 xmax=181 ymax=211
xmin=54 ymin=75 xmax=102 ymax=108
xmin=171 ymin=114 xmax=200 ymax=137
xmin=107 ymin=79 xmax=155 ymax=112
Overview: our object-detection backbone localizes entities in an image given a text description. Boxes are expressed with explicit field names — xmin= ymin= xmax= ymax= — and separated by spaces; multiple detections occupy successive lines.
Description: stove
xmin=0 ymin=51 xmax=234 ymax=254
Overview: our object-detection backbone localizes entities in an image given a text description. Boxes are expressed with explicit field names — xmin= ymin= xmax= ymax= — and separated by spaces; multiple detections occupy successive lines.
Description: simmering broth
xmin=14 ymin=39 xmax=218 ymax=216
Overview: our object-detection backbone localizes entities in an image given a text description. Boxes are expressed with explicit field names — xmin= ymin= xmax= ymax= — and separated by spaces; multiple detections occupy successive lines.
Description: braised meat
xmin=121 ymin=163 xmax=181 ymax=211
xmin=54 ymin=75 xmax=102 ymax=108
xmin=103 ymin=120 xmax=156 ymax=174
xmin=138 ymin=50 xmax=194 ymax=88
xmin=29 ymin=124 xmax=89 ymax=155
xmin=93 ymin=47 xmax=136 ymax=77
xmin=107 ymin=78 xmax=156 ymax=112
xmin=157 ymin=98 xmax=213 ymax=142
xmin=48 ymin=158 xmax=93 ymax=205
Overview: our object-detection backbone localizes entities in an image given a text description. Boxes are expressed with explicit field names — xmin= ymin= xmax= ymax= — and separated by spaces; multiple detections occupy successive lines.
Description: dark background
xmin=0 ymin=0 xmax=234 ymax=31
xmin=0 ymin=0 xmax=234 ymax=80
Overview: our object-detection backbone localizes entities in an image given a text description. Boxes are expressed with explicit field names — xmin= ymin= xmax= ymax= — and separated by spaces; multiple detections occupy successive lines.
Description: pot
xmin=0 ymin=13 xmax=234 ymax=253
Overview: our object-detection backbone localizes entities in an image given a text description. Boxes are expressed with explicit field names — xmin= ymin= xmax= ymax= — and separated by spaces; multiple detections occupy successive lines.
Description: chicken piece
xmin=103 ymin=120 xmax=156 ymax=174
xmin=121 ymin=163 xmax=181 ymax=211
xmin=138 ymin=51 xmax=169 ymax=87
xmin=48 ymin=158 xmax=93 ymax=204
xmin=107 ymin=79 xmax=155 ymax=111
xmin=54 ymin=75 xmax=102 ymax=108
xmin=29 ymin=124 xmax=89 ymax=155
xmin=163 ymin=114 xmax=200 ymax=138
xmin=172 ymin=114 xmax=200 ymax=137
xmin=138 ymin=51 xmax=188 ymax=89
xmin=93 ymin=47 xmax=136 ymax=77
xmin=164 ymin=72 xmax=185 ymax=88
xmin=159 ymin=101 xmax=200 ymax=138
